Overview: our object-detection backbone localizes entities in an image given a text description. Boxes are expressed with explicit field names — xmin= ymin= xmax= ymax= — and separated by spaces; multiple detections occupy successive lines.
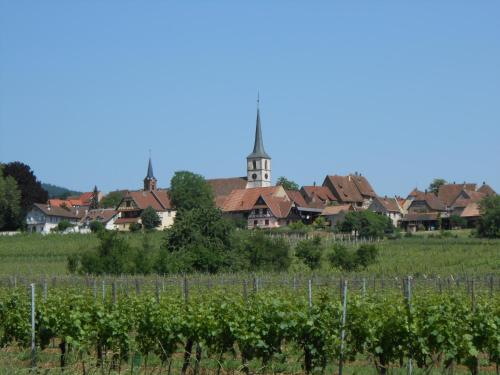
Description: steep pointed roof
xmin=145 ymin=157 xmax=155 ymax=180
xmin=247 ymin=108 xmax=271 ymax=159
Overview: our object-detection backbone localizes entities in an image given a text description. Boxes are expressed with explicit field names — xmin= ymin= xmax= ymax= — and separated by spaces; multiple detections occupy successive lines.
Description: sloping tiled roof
xmin=301 ymin=186 xmax=337 ymax=203
xmin=79 ymin=192 xmax=94 ymax=205
xmin=401 ymin=212 xmax=440 ymax=221
xmin=222 ymin=186 xmax=291 ymax=218
xmin=372 ymin=196 xmax=401 ymax=212
xmin=408 ymin=188 xmax=423 ymax=198
xmin=83 ymin=209 xmax=118 ymax=223
xmin=461 ymin=202 xmax=481 ymax=218
xmin=33 ymin=203 xmax=80 ymax=219
xmin=452 ymin=190 xmax=485 ymax=208
xmin=477 ymin=183 xmax=496 ymax=197
xmin=115 ymin=217 xmax=140 ymax=224
xmin=438 ymin=183 xmax=476 ymax=207
xmin=207 ymin=177 xmax=248 ymax=198
xmin=125 ymin=189 xmax=172 ymax=211
xmin=285 ymin=190 xmax=308 ymax=207
xmin=320 ymin=204 xmax=352 ymax=216
xmin=324 ymin=175 xmax=364 ymax=203
xmin=413 ymin=192 xmax=446 ymax=211
xmin=350 ymin=174 xmax=377 ymax=198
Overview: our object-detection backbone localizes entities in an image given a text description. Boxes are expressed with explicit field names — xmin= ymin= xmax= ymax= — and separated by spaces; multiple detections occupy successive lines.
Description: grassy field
xmin=0 ymin=231 xmax=499 ymax=277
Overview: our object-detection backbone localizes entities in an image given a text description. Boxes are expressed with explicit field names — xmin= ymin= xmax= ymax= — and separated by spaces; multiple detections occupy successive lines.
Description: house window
xmin=265 ymin=219 xmax=269 ymax=226
xmin=126 ymin=201 xmax=131 ymax=208
xmin=253 ymin=220 xmax=258 ymax=226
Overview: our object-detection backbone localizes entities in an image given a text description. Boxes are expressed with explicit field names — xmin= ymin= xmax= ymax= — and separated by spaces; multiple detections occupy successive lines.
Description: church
xmin=208 ymin=104 xmax=307 ymax=229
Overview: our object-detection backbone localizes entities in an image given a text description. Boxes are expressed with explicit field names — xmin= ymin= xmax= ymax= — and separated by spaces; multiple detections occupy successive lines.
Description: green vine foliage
xmin=0 ymin=289 xmax=499 ymax=374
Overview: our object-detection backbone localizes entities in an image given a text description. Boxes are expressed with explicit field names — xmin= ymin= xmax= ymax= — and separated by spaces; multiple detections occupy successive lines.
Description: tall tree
xmin=477 ymin=195 xmax=500 ymax=238
xmin=0 ymin=167 xmax=22 ymax=230
xmin=2 ymin=162 xmax=48 ymax=212
xmin=428 ymin=178 xmax=447 ymax=195
xmin=140 ymin=206 xmax=162 ymax=230
xmin=99 ymin=190 xmax=124 ymax=208
xmin=169 ymin=171 xmax=214 ymax=212
xmin=276 ymin=176 xmax=300 ymax=191
xmin=89 ymin=185 xmax=99 ymax=210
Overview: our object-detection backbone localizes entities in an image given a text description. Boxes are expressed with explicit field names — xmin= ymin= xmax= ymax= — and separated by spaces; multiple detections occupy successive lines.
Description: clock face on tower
xmin=252 ymin=173 xmax=257 ymax=180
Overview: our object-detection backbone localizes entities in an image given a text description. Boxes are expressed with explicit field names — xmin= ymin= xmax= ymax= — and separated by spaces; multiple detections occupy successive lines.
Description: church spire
xmin=248 ymin=95 xmax=271 ymax=159
xmin=146 ymin=157 xmax=154 ymax=179
xmin=144 ymin=154 xmax=157 ymax=191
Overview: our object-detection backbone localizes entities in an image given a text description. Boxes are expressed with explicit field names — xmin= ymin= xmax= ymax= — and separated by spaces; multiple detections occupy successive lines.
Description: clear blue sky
xmin=1 ymin=1 xmax=499 ymax=196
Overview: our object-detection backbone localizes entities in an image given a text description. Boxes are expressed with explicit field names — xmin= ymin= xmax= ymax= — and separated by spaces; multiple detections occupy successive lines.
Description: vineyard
xmin=1 ymin=278 xmax=499 ymax=374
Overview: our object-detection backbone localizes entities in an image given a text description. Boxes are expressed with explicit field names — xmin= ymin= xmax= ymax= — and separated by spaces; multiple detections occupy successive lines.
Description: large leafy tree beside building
xmin=0 ymin=167 xmax=22 ymax=230
xmin=2 ymin=162 xmax=48 ymax=212
xmin=428 ymin=178 xmax=447 ymax=195
xmin=477 ymin=195 xmax=500 ymax=238
xmin=140 ymin=206 xmax=162 ymax=230
xmin=99 ymin=190 xmax=124 ymax=208
xmin=276 ymin=176 xmax=300 ymax=191
xmin=169 ymin=171 xmax=214 ymax=211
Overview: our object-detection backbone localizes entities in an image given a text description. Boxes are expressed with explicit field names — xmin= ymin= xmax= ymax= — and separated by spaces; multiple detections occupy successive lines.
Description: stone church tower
xmin=246 ymin=104 xmax=271 ymax=188
xmin=144 ymin=157 xmax=157 ymax=191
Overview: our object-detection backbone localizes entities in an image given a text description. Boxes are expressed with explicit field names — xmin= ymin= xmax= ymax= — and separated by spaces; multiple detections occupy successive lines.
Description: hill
xmin=41 ymin=183 xmax=83 ymax=199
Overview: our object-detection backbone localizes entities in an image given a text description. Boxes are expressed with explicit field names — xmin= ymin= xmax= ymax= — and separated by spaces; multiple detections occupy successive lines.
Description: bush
xmin=338 ymin=211 xmax=393 ymax=238
xmin=295 ymin=237 xmax=324 ymax=270
xmin=477 ymin=196 xmax=500 ymax=238
xmin=449 ymin=214 xmax=466 ymax=229
xmin=57 ymin=220 xmax=74 ymax=232
xmin=89 ymin=220 xmax=104 ymax=233
xmin=236 ymin=231 xmax=292 ymax=272
xmin=129 ymin=222 xmax=142 ymax=232
xmin=327 ymin=243 xmax=379 ymax=271
xmin=140 ymin=206 xmax=161 ymax=230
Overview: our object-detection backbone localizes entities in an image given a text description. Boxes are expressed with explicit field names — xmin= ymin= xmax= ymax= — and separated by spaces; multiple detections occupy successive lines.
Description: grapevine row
xmin=0 ymin=289 xmax=499 ymax=374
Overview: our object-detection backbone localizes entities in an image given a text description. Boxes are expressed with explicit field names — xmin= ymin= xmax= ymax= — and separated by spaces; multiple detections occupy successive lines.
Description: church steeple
xmin=144 ymin=156 xmax=157 ymax=191
xmin=246 ymin=95 xmax=272 ymax=188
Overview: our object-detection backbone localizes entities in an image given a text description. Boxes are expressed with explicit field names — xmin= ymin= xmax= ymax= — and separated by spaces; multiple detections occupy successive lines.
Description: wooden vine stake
xmin=308 ymin=279 xmax=312 ymax=308
xmin=339 ymin=280 xmax=348 ymax=375
xmin=405 ymin=276 xmax=413 ymax=375
xmin=30 ymin=283 xmax=36 ymax=369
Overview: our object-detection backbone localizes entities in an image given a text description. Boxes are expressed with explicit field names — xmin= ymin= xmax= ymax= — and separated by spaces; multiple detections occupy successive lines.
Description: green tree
xmin=428 ymin=178 xmax=447 ymax=195
xmin=79 ymin=230 xmax=136 ymax=274
xmin=89 ymin=220 xmax=104 ymax=233
xmin=339 ymin=211 xmax=393 ymax=238
xmin=158 ymin=206 xmax=233 ymax=273
xmin=140 ymin=206 xmax=161 ymax=230
xmin=170 ymin=171 xmax=214 ymax=211
xmin=57 ymin=220 xmax=74 ymax=232
xmin=2 ymin=161 xmax=48 ymax=212
xmin=89 ymin=185 xmax=99 ymax=210
xmin=99 ymin=190 xmax=124 ymax=208
xmin=449 ymin=214 xmax=467 ymax=229
xmin=477 ymin=195 xmax=500 ymax=238
xmin=295 ymin=237 xmax=323 ymax=270
xmin=236 ymin=231 xmax=292 ymax=272
xmin=0 ymin=167 xmax=22 ymax=231
xmin=276 ymin=176 xmax=300 ymax=191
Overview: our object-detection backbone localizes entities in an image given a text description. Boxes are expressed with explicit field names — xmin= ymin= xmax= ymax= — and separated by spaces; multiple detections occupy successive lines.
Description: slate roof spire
xmin=248 ymin=94 xmax=271 ymax=159
xmin=146 ymin=156 xmax=154 ymax=180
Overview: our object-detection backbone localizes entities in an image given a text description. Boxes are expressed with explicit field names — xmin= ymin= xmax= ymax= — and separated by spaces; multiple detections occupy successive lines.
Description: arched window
xmin=252 ymin=160 xmax=257 ymax=170
xmin=265 ymin=160 xmax=268 ymax=170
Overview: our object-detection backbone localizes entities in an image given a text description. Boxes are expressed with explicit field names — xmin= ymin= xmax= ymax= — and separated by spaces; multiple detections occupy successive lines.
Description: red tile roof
xmin=207 ymin=177 xmax=248 ymax=198
xmin=477 ymin=183 xmax=496 ymax=197
xmin=285 ymin=190 xmax=308 ymax=207
xmin=115 ymin=217 xmax=140 ymax=224
xmin=372 ymin=196 xmax=402 ymax=212
xmin=124 ymin=189 xmax=172 ymax=211
xmin=412 ymin=192 xmax=446 ymax=211
xmin=222 ymin=186 xmax=292 ymax=219
xmin=301 ymin=186 xmax=337 ymax=204
xmin=33 ymin=203 xmax=81 ymax=219
xmin=437 ymin=183 xmax=476 ymax=207
xmin=320 ymin=204 xmax=352 ymax=216
xmin=323 ymin=175 xmax=364 ymax=203
xmin=83 ymin=209 xmax=118 ymax=223
xmin=461 ymin=202 xmax=481 ymax=218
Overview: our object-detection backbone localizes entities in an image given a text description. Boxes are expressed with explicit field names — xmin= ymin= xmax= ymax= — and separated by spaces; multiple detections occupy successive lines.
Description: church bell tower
xmin=144 ymin=157 xmax=157 ymax=191
xmin=246 ymin=98 xmax=271 ymax=188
